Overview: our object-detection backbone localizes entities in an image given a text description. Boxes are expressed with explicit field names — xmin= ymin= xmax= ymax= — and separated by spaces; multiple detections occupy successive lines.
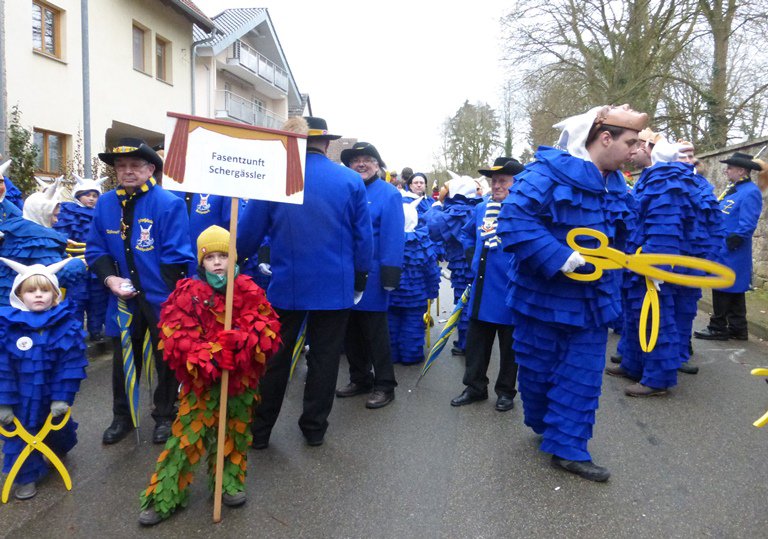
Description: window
xmin=32 ymin=1 xmax=62 ymax=58
xmin=155 ymin=36 xmax=171 ymax=82
xmin=33 ymin=129 xmax=67 ymax=175
xmin=133 ymin=24 xmax=148 ymax=72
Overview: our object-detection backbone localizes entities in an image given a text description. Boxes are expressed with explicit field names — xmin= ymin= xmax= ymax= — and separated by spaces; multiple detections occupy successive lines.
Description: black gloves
xmin=726 ymin=234 xmax=745 ymax=251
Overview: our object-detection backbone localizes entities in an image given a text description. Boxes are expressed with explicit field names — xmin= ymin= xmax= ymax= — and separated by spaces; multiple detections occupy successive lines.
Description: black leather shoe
xmin=609 ymin=354 xmax=622 ymax=364
xmin=251 ymin=438 xmax=269 ymax=450
xmin=305 ymin=435 xmax=324 ymax=447
xmin=102 ymin=419 xmax=132 ymax=445
xmin=152 ymin=421 xmax=172 ymax=444
xmin=335 ymin=382 xmax=372 ymax=398
xmin=365 ymin=390 xmax=395 ymax=409
xmin=605 ymin=365 xmax=640 ymax=382
xmin=693 ymin=328 xmax=729 ymax=341
xmin=730 ymin=333 xmax=748 ymax=341
xmin=450 ymin=347 xmax=465 ymax=356
xmin=450 ymin=388 xmax=488 ymax=407
xmin=551 ymin=455 xmax=610 ymax=482
xmin=495 ymin=395 xmax=515 ymax=412
xmin=222 ymin=491 xmax=247 ymax=507
xmin=678 ymin=362 xmax=699 ymax=375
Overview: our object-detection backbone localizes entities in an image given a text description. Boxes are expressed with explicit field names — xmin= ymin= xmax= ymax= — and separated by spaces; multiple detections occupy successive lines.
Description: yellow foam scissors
xmin=750 ymin=369 xmax=768 ymax=428
xmin=0 ymin=410 xmax=73 ymax=503
xmin=565 ymin=228 xmax=735 ymax=353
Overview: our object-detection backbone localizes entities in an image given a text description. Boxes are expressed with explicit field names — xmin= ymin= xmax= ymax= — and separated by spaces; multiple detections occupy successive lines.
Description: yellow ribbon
xmin=750 ymin=368 xmax=768 ymax=427
xmin=0 ymin=410 xmax=73 ymax=503
xmin=424 ymin=299 xmax=433 ymax=350
xmin=565 ymin=227 xmax=735 ymax=352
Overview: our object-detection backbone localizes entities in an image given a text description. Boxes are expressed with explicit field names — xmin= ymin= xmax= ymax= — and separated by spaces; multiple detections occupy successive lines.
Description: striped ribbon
xmin=289 ymin=315 xmax=308 ymax=380
xmin=480 ymin=202 xmax=502 ymax=249
xmin=116 ymin=298 xmax=156 ymax=428
xmin=418 ymin=284 xmax=471 ymax=383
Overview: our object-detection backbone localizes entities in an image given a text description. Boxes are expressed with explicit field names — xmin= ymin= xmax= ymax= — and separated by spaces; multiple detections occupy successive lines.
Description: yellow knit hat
xmin=197 ymin=225 xmax=232 ymax=264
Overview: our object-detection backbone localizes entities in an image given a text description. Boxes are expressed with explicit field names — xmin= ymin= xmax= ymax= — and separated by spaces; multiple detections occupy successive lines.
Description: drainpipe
xmin=191 ymin=32 xmax=218 ymax=116
xmin=81 ymin=0 xmax=91 ymax=170
xmin=0 ymin=0 xmax=7 ymax=155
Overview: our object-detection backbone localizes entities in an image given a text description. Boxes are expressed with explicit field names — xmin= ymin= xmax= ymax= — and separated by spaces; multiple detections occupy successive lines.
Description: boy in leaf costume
xmin=138 ymin=225 xmax=281 ymax=525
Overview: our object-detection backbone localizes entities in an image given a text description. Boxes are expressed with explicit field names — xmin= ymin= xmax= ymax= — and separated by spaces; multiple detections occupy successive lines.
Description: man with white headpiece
xmin=497 ymin=105 xmax=647 ymax=481
xmin=606 ymin=137 xmax=723 ymax=395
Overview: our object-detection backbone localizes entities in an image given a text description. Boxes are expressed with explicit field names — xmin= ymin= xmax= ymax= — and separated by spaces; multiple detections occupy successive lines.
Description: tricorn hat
xmin=478 ymin=157 xmax=524 ymax=178
xmin=304 ymin=117 xmax=341 ymax=140
xmin=719 ymin=151 xmax=762 ymax=171
xmin=98 ymin=137 xmax=164 ymax=180
xmin=340 ymin=142 xmax=386 ymax=169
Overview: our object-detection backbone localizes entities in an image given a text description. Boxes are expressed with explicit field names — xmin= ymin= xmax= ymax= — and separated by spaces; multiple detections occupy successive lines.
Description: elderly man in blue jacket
xmin=86 ymin=137 xmax=195 ymax=446
xmin=450 ymin=157 xmax=523 ymax=412
xmin=238 ymin=117 xmax=373 ymax=447
xmin=695 ymin=152 xmax=764 ymax=341
xmin=335 ymin=142 xmax=405 ymax=409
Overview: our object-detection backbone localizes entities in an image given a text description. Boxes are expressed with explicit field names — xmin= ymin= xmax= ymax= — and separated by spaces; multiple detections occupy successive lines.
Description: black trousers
xmin=345 ymin=310 xmax=397 ymax=392
xmin=252 ymin=308 xmax=350 ymax=441
xmin=111 ymin=309 xmax=178 ymax=424
xmin=462 ymin=318 xmax=518 ymax=398
xmin=708 ymin=290 xmax=748 ymax=336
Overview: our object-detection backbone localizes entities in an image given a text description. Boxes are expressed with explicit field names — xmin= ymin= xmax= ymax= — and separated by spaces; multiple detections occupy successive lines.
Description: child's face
xmin=50 ymin=204 xmax=60 ymax=226
xmin=22 ymin=286 xmax=54 ymax=312
xmin=78 ymin=191 xmax=99 ymax=208
xmin=202 ymin=252 xmax=229 ymax=275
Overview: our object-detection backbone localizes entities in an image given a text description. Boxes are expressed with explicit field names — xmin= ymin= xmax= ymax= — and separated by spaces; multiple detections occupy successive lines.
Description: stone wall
xmin=695 ymin=136 xmax=768 ymax=288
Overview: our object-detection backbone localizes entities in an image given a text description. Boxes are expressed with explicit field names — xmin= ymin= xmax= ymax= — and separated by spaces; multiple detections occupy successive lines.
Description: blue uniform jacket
xmin=172 ymin=192 xmax=231 ymax=274
xmin=718 ymin=180 xmax=762 ymax=293
xmin=237 ymin=151 xmax=373 ymax=311
xmin=354 ymin=178 xmax=405 ymax=312
xmin=497 ymin=146 xmax=632 ymax=328
xmin=85 ymin=182 xmax=195 ymax=336
xmin=462 ymin=200 xmax=514 ymax=325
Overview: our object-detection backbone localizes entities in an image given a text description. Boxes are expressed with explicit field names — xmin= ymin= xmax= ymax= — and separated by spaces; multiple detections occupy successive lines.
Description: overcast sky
xmin=194 ymin=0 xmax=513 ymax=173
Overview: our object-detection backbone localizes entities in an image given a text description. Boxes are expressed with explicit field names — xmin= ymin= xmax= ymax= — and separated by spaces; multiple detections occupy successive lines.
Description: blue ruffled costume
xmin=0 ymin=302 xmax=88 ymax=484
xmin=425 ymin=195 xmax=481 ymax=350
xmin=497 ymin=146 xmax=631 ymax=462
xmin=54 ymin=202 xmax=108 ymax=338
xmin=0 ymin=217 xmax=86 ymax=308
xmin=618 ymin=163 xmax=724 ymax=388
xmin=388 ymin=227 xmax=441 ymax=364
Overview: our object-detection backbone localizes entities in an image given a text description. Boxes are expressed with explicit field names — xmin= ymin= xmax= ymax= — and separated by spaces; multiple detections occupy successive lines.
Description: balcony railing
xmin=230 ymin=40 xmax=289 ymax=92
xmin=219 ymin=90 xmax=285 ymax=129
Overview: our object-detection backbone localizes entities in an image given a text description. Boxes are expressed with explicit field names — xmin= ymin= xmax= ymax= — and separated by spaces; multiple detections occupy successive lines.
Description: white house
xmin=191 ymin=8 xmax=306 ymax=132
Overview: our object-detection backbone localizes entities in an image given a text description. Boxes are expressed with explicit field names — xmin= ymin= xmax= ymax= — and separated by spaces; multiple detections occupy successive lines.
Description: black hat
xmin=304 ymin=117 xmax=341 ymax=140
xmin=340 ymin=142 xmax=386 ymax=169
xmin=99 ymin=137 xmax=164 ymax=180
xmin=478 ymin=157 xmax=524 ymax=178
xmin=719 ymin=151 xmax=762 ymax=171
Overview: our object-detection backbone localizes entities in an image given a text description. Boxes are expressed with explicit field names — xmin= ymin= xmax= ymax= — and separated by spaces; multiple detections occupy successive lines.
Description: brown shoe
xmin=605 ymin=365 xmax=639 ymax=381
xmin=365 ymin=390 xmax=394 ymax=409
xmin=625 ymin=383 xmax=667 ymax=397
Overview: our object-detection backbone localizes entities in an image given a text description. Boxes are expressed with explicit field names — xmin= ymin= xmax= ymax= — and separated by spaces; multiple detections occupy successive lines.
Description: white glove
xmin=0 ymin=405 xmax=14 ymax=425
xmin=651 ymin=137 xmax=687 ymax=165
xmin=353 ymin=291 xmax=364 ymax=305
xmin=50 ymin=401 xmax=69 ymax=418
xmin=651 ymin=278 xmax=663 ymax=292
xmin=560 ymin=251 xmax=587 ymax=274
xmin=258 ymin=263 xmax=272 ymax=276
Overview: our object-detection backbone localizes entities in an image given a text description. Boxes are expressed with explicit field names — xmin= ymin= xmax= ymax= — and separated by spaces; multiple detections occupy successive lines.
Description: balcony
xmin=216 ymin=90 xmax=285 ymax=130
xmin=221 ymin=40 xmax=289 ymax=99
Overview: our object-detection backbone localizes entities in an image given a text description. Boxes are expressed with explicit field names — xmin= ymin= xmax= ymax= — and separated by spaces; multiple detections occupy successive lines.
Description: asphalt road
xmin=2 ymin=282 xmax=768 ymax=538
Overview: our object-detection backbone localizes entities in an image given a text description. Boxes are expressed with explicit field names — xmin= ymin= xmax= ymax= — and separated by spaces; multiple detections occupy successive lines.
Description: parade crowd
xmin=0 ymin=109 xmax=765 ymax=526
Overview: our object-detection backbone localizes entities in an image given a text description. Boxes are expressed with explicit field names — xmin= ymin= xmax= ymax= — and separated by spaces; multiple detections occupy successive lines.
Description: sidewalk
xmin=697 ymin=288 xmax=768 ymax=341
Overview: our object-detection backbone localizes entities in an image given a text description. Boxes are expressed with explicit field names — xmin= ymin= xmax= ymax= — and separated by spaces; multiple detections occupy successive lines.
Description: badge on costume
xmin=136 ymin=218 xmax=155 ymax=251
xmin=195 ymin=193 xmax=211 ymax=215
xmin=16 ymin=336 xmax=33 ymax=351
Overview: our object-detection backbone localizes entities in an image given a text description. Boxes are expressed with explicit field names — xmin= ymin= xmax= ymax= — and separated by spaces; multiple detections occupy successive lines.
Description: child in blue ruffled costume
xmin=0 ymin=160 xmax=22 ymax=224
xmin=54 ymin=175 xmax=109 ymax=341
xmin=388 ymin=199 xmax=440 ymax=364
xmin=0 ymin=257 xmax=88 ymax=500
xmin=0 ymin=179 xmax=86 ymax=309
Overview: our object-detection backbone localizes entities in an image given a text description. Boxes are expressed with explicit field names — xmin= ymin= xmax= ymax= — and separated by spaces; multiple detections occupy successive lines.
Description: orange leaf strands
xmin=186 ymin=446 xmax=201 ymax=465
xmin=230 ymin=451 xmax=243 ymax=465
xmin=157 ymin=450 xmax=170 ymax=462
xmin=224 ymin=437 xmax=234 ymax=456
xmin=179 ymin=435 xmax=190 ymax=448
xmin=171 ymin=420 xmax=184 ymax=437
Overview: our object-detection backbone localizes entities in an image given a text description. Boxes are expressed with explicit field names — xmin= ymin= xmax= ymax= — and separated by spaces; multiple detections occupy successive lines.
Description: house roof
xmin=167 ymin=0 xmax=215 ymax=32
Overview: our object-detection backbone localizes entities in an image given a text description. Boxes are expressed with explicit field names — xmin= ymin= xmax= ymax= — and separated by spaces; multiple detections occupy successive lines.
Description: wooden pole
xmin=213 ymin=198 xmax=239 ymax=523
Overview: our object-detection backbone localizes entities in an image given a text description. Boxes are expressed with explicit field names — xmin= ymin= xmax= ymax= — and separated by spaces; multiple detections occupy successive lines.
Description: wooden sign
xmin=163 ymin=112 xmax=306 ymax=204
